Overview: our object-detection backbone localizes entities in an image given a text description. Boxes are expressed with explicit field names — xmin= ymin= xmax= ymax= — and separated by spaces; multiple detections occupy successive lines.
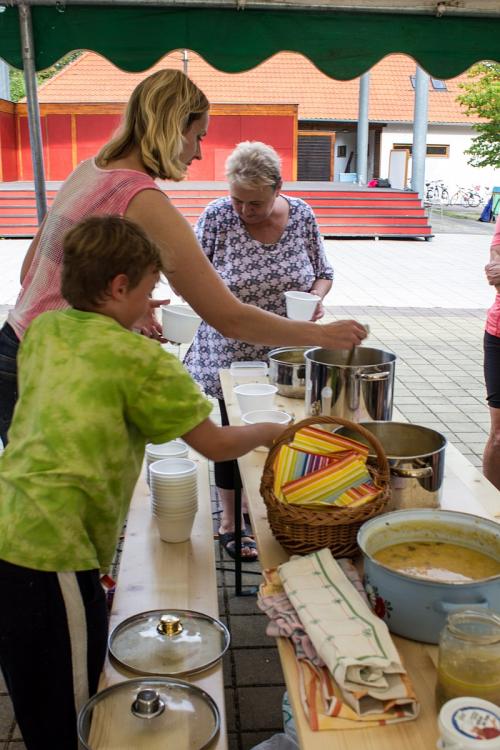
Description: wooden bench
xmin=97 ymin=452 xmax=227 ymax=749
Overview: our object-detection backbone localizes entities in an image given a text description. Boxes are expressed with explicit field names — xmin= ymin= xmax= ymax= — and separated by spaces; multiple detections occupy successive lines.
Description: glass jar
xmin=436 ymin=609 xmax=500 ymax=709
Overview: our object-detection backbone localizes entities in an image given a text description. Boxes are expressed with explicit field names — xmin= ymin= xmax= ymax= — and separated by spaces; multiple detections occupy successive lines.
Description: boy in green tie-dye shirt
xmin=0 ymin=216 xmax=284 ymax=750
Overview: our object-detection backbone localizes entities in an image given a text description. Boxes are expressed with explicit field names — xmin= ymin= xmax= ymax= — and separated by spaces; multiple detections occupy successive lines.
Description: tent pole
xmin=411 ymin=65 xmax=429 ymax=199
xmin=356 ymin=71 xmax=370 ymax=185
xmin=19 ymin=1 xmax=47 ymax=223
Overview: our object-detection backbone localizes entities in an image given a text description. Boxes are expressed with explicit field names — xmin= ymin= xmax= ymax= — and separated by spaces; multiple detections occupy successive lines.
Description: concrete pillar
xmin=356 ymin=72 xmax=370 ymax=185
xmin=411 ymin=66 xmax=429 ymax=198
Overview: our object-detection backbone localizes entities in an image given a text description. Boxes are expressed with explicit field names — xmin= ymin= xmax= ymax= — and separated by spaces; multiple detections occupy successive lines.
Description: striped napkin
xmin=272 ymin=444 xmax=337 ymax=499
xmin=290 ymin=426 xmax=370 ymax=458
xmin=282 ymin=451 xmax=372 ymax=506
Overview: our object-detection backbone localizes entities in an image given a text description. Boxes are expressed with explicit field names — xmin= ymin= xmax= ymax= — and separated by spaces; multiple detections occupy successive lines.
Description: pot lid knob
xmin=157 ymin=614 xmax=183 ymax=637
xmin=131 ymin=689 xmax=165 ymax=719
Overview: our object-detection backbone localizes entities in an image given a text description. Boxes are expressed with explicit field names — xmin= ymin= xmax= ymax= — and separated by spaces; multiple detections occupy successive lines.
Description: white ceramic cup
xmin=161 ymin=304 xmax=201 ymax=344
xmin=284 ymin=290 xmax=320 ymax=321
xmin=233 ymin=383 xmax=278 ymax=413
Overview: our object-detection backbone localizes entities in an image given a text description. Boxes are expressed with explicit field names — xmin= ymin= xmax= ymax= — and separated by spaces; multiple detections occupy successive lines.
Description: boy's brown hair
xmin=61 ymin=215 xmax=162 ymax=309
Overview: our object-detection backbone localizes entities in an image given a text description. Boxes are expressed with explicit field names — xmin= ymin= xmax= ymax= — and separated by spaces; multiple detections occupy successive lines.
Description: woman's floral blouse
xmin=184 ymin=196 xmax=334 ymax=398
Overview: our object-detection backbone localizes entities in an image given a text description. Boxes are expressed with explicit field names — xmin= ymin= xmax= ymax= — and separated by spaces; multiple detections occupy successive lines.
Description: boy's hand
xmin=138 ymin=299 xmax=169 ymax=341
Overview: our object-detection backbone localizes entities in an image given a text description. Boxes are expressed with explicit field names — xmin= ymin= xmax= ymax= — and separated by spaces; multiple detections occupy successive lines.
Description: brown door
xmin=297 ymin=132 xmax=335 ymax=181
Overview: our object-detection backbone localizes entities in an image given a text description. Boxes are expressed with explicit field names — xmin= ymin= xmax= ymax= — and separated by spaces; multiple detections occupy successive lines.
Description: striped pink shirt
xmin=8 ymin=158 xmax=161 ymax=339
xmin=486 ymin=214 xmax=500 ymax=338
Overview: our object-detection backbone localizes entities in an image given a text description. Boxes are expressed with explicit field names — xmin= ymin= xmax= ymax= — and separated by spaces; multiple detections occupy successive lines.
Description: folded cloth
xmin=278 ymin=549 xmax=414 ymax=702
xmin=281 ymin=452 xmax=373 ymax=506
xmin=258 ymin=559 xmax=370 ymax=668
xmin=290 ymin=426 xmax=369 ymax=458
xmin=294 ymin=643 xmax=419 ymax=730
xmin=257 ymin=568 xmax=324 ymax=666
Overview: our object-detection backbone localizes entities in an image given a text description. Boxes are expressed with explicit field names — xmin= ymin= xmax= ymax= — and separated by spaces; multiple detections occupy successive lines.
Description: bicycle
xmin=450 ymin=186 xmax=482 ymax=208
xmin=425 ymin=180 xmax=449 ymax=204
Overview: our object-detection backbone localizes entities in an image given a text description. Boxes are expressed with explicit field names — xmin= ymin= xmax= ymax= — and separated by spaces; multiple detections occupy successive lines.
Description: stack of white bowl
xmin=145 ymin=440 xmax=188 ymax=485
xmin=149 ymin=458 xmax=198 ymax=543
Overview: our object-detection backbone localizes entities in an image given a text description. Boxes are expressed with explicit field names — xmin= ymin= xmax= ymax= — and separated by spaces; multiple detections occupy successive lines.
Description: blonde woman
xmin=185 ymin=141 xmax=337 ymax=560
xmin=0 ymin=70 xmax=366 ymax=446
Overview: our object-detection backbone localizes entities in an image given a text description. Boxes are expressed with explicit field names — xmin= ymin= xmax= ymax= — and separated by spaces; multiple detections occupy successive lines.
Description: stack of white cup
xmin=145 ymin=440 xmax=189 ymax=485
xmin=149 ymin=458 xmax=198 ymax=543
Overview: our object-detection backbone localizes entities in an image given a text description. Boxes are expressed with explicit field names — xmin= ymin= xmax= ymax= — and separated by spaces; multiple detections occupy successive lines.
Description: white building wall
xmin=380 ymin=123 xmax=500 ymax=195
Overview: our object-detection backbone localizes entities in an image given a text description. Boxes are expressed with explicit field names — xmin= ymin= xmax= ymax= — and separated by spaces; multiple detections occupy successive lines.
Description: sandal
xmin=219 ymin=530 xmax=259 ymax=562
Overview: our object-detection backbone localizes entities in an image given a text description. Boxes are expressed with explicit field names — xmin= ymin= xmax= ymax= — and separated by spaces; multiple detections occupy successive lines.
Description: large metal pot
xmin=358 ymin=509 xmax=500 ymax=644
xmin=304 ymin=347 xmax=396 ymax=422
xmin=268 ymin=347 xmax=308 ymax=399
xmin=338 ymin=421 xmax=446 ymax=510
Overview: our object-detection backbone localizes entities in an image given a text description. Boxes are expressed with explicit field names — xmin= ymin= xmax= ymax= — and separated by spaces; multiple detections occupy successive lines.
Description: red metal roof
xmin=36 ymin=49 xmax=476 ymax=124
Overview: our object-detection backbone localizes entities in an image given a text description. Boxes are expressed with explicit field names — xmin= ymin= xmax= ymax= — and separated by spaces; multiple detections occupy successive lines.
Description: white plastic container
xmin=284 ymin=291 xmax=320 ymax=321
xmin=437 ymin=697 xmax=500 ymax=749
xmin=162 ymin=304 xmax=201 ymax=344
xmin=241 ymin=410 xmax=292 ymax=426
xmin=233 ymin=383 xmax=277 ymax=413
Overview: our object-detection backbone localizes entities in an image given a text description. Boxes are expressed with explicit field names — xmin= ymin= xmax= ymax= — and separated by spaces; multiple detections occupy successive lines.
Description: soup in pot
xmin=373 ymin=541 xmax=500 ymax=582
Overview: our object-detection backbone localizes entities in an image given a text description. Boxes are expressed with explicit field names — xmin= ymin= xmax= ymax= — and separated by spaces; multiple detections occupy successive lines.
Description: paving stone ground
xmin=0 ymin=222 xmax=497 ymax=749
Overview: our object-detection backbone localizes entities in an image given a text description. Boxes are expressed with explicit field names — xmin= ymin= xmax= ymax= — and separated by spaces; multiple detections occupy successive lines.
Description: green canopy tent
xmin=2 ymin=0 xmax=500 ymax=220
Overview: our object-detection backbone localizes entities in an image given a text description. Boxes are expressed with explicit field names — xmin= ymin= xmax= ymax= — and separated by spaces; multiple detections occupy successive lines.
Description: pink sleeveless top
xmin=8 ymin=158 xmax=162 ymax=339
xmin=486 ymin=214 xmax=500 ymax=339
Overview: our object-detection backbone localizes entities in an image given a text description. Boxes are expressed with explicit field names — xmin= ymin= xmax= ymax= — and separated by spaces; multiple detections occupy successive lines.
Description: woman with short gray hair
xmin=185 ymin=140 xmax=341 ymax=561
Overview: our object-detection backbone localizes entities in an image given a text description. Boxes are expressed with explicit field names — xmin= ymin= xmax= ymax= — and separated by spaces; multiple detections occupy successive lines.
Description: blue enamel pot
xmin=357 ymin=509 xmax=500 ymax=644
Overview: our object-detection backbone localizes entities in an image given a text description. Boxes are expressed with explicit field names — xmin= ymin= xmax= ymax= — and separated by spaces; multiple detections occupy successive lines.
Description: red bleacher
xmin=0 ymin=186 xmax=432 ymax=239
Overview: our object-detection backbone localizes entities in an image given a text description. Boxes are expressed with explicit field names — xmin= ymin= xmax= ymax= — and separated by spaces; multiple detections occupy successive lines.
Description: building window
xmin=409 ymin=75 xmax=448 ymax=92
xmin=431 ymin=78 xmax=447 ymax=91
xmin=337 ymin=145 xmax=347 ymax=157
xmin=393 ymin=143 xmax=449 ymax=158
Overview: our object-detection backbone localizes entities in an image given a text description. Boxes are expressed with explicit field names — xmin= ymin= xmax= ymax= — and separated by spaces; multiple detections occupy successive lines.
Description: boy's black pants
xmin=0 ymin=559 xmax=108 ymax=750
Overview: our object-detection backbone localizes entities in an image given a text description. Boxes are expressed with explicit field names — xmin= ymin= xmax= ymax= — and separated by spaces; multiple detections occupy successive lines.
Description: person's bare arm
xmin=20 ymin=218 xmax=46 ymax=283
xmin=126 ymin=190 xmax=366 ymax=349
xmin=182 ymin=417 xmax=285 ymax=462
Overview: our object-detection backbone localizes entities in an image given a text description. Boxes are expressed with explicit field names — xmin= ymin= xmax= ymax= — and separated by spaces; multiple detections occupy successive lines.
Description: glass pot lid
xmin=78 ymin=677 xmax=220 ymax=750
xmin=109 ymin=609 xmax=230 ymax=676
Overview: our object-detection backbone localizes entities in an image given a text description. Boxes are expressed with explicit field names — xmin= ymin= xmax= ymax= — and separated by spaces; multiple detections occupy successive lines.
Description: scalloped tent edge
xmin=1 ymin=5 xmax=499 ymax=79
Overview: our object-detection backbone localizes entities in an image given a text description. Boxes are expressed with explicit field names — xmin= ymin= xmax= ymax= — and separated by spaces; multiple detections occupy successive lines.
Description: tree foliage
xmin=457 ymin=62 xmax=500 ymax=169
xmin=9 ymin=52 xmax=82 ymax=102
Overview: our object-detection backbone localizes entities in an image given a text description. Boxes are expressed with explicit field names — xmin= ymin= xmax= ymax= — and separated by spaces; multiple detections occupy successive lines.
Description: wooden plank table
xmin=220 ymin=368 xmax=500 ymax=750
xmin=97 ymin=453 xmax=227 ymax=749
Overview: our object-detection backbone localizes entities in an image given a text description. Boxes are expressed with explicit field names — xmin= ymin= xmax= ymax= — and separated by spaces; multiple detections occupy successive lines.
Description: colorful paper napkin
xmin=281 ymin=452 xmax=374 ymax=507
xmin=290 ymin=426 xmax=370 ymax=458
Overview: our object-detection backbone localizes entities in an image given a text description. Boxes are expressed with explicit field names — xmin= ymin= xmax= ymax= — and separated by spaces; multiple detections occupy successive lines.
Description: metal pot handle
xmin=359 ymin=371 xmax=390 ymax=381
xmin=433 ymin=598 xmax=489 ymax=614
xmin=391 ymin=466 xmax=433 ymax=479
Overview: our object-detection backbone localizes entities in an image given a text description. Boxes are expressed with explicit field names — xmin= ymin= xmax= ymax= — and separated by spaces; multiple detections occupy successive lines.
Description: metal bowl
xmin=268 ymin=347 xmax=308 ymax=399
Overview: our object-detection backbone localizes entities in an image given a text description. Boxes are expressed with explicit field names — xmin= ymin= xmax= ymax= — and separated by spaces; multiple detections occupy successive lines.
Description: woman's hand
xmin=485 ymin=261 xmax=500 ymax=290
xmin=137 ymin=298 xmax=169 ymax=341
xmin=319 ymin=320 xmax=368 ymax=349
xmin=311 ymin=300 xmax=325 ymax=322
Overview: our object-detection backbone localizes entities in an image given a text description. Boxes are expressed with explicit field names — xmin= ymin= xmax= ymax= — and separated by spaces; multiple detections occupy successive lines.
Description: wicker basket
xmin=260 ymin=416 xmax=391 ymax=558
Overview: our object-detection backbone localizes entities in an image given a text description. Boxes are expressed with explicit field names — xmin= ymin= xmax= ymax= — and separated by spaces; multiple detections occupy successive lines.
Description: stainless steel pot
xmin=358 ymin=509 xmax=500 ymax=644
xmin=304 ymin=347 xmax=396 ymax=422
xmin=268 ymin=347 xmax=308 ymax=399
xmin=338 ymin=421 xmax=447 ymax=510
